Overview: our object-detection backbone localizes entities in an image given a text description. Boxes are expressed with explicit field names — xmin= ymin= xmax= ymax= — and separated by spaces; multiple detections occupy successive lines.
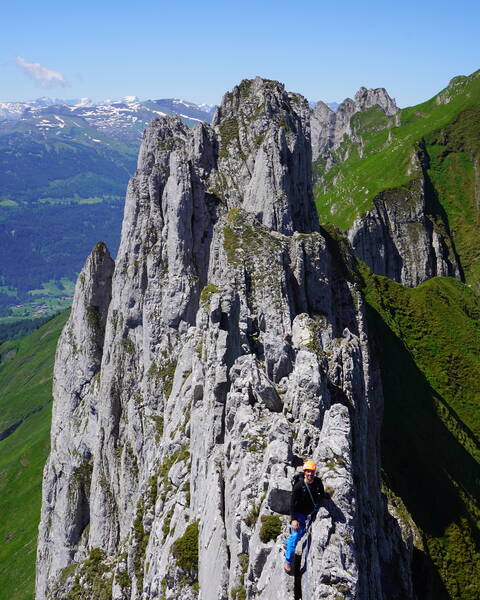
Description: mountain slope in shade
xmin=361 ymin=271 xmax=480 ymax=600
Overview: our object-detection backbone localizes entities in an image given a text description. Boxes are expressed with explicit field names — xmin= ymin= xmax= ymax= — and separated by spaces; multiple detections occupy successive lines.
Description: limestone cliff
xmin=347 ymin=175 xmax=462 ymax=287
xmin=36 ymin=79 xmax=416 ymax=600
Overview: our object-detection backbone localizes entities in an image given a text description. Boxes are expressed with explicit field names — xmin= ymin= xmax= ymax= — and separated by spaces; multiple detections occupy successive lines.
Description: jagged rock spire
xmin=36 ymin=242 xmax=114 ymax=598
xmin=354 ymin=86 xmax=398 ymax=116
xmin=311 ymin=85 xmax=398 ymax=164
xmin=212 ymin=76 xmax=319 ymax=234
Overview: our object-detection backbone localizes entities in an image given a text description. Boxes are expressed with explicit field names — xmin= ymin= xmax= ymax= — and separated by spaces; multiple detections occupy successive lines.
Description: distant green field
xmin=0 ymin=277 xmax=74 ymax=335
xmin=0 ymin=312 xmax=68 ymax=600
xmin=27 ymin=278 xmax=76 ymax=298
xmin=0 ymin=200 xmax=121 ymax=318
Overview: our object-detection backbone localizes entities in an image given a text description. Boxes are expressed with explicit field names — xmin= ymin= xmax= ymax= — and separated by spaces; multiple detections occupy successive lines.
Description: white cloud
xmin=16 ymin=56 xmax=69 ymax=88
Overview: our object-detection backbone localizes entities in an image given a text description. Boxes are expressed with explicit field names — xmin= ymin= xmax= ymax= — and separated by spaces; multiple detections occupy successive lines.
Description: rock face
xmin=347 ymin=164 xmax=462 ymax=287
xmin=311 ymin=87 xmax=398 ymax=169
xmin=36 ymin=78 xmax=415 ymax=600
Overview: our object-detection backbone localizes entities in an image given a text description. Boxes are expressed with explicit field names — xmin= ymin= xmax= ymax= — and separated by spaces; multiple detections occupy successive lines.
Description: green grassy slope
xmin=0 ymin=312 xmax=68 ymax=600
xmin=424 ymin=104 xmax=480 ymax=288
xmin=361 ymin=271 xmax=480 ymax=600
xmin=314 ymin=70 xmax=480 ymax=231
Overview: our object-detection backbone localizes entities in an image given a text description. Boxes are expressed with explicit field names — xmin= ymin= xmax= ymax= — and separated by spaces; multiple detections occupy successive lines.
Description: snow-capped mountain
xmin=0 ymin=101 xmax=30 ymax=120
xmin=0 ymin=96 xmax=215 ymax=134
xmin=0 ymin=97 xmax=96 ymax=120
xmin=0 ymin=96 xmax=217 ymax=206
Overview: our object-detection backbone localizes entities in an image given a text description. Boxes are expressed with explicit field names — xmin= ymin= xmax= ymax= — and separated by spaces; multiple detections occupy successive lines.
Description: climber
xmin=284 ymin=460 xmax=326 ymax=574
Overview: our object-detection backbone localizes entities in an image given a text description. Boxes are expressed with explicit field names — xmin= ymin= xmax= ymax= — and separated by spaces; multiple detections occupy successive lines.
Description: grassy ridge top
xmin=0 ymin=311 xmax=68 ymax=600
xmin=315 ymin=70 xmax=480 ymax=230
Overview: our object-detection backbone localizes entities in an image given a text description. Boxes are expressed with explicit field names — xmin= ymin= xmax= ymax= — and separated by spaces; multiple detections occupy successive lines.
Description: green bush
xmin=259 ymin=515 xmax=282 ymax=543
xmin=200 ymin=283 xmax=221 ymax=307
xmin=64 ymin=548 xmax=112 ymax=600
xmin=231 ymin=584 xmax=246 ymax=599
xmin=244 ymin=502 xmax=260 ymax=528
xmin=171 ymin=520 xmax=199 ymax=575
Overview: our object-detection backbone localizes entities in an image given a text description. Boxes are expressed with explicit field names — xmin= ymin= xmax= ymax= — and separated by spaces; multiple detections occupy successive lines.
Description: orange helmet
xmin=303 ymin=460 xmax=316 ymax=472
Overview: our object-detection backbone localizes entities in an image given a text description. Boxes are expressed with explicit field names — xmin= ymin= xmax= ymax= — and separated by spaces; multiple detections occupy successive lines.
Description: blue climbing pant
xmin=284 ymin=513 xmax=307 ymax=564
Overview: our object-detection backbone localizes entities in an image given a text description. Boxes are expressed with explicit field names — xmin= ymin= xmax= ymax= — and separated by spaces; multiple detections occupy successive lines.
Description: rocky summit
xmin=310 ymin=86 xmax=398 ymax=169
xmin=37 ymin=78 xmax=430 ymax=600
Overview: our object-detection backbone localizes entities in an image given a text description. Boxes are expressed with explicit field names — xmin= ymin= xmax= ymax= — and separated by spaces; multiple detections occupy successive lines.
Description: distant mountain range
xmin=0 ymin=96 xmax=215 ymax=125
xmin=0 ymin=96 xmax=216 ymax=203
xmin=0 ymin=97 xmax=215 ymax=145
xmin=0 ymin=97 xmax=216 ymax=323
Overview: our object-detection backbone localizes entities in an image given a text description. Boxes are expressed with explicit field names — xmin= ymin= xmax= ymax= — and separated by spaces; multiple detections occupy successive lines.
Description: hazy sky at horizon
xmin=1 ymin=0 xmax=478 ymax=108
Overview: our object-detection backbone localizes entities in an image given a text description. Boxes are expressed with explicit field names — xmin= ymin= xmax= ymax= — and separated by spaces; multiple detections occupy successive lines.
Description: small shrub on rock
xmin=259 ymin=515 xmax=282 ymax=543
xmin=244 ymin=501 xmax=260 ymax=527
xmin=172 ymin=520 xmax=199 ymax=575
xmin=231 ymin=584 xmax=246 ymax=599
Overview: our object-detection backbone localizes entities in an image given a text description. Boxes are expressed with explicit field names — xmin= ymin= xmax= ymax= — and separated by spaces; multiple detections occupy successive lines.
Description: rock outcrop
xmin=311 ymin=87 xmax=398 ymax=169
xmin=347 ymin=162 xmax=462 ymax=287
xmin=36 ymin=78 xmax=415 ymax=600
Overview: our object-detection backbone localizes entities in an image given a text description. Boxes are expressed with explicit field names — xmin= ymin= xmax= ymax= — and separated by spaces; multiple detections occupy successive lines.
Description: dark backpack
xmin=291 ymin=471 xmax=304 ymax=488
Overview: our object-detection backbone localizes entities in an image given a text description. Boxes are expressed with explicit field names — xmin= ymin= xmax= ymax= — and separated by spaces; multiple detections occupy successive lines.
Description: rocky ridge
xmin=310 ymin=86 xmax=462 ymax=287
xmin=310 ymin=87 xmax=398 ymax=169
xmin=37 ymin=78 xmax=417 ymax=600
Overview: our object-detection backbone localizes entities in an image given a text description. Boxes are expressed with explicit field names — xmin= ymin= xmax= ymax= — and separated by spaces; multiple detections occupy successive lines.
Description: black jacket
xmin=290 ymin=476 xmax=325 ymax=519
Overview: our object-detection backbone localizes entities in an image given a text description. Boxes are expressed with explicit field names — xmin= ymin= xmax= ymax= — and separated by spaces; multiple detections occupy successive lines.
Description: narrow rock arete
xmin=37 ymin=77 xmax=446 ymax=600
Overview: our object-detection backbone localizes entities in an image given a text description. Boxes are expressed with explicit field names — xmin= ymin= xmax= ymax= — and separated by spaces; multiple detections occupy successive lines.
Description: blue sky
xmin=1 ymin=0 xmax=478 ymax=107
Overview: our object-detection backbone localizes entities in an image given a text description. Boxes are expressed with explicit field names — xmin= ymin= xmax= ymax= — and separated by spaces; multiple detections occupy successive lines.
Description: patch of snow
xmin=173 ymin=99 xmax=196 ymax=108
xmin=179 ymin=114 xmax=203 ymax=123
xmin=197 ymin=103 xmax=216 ymax=113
